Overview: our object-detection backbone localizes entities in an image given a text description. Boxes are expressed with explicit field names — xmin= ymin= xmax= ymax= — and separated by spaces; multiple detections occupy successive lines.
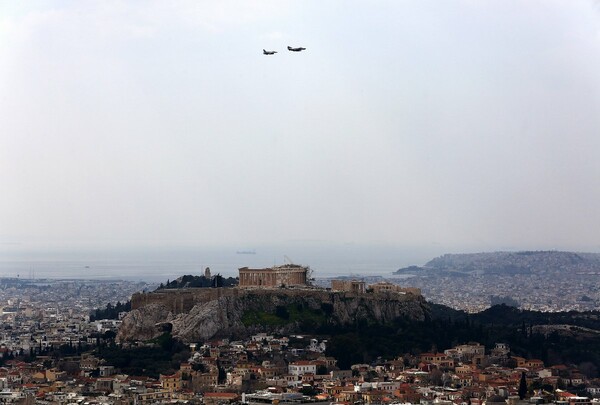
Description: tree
xmin=218 ymin=365 xmax=226 ymax=383
xmin=300 ymin=385 xmax=319 ymax=396
xmin=579 ymin=361 xmax=598 ymax=379
xmin=275 ymin=306 xmax=290 ymax=320
xmin=518 ymin=372 xmax=527 ymax=400
xmin=103 ymin=330 xmax=117 ymax=343
xmin=212 ymin=275 xmax=223 ymax=288
xmin=429 ymin=369 xmax=443 ymax=386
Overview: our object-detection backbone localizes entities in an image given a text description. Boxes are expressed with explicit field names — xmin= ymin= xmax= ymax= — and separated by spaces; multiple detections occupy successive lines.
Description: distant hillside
xmin=395 ymin=251 xmax=600 ymax=276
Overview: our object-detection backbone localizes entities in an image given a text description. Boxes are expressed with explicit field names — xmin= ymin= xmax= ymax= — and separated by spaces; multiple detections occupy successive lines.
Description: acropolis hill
xmin=119 ymin=273 xmax=426 ymax=343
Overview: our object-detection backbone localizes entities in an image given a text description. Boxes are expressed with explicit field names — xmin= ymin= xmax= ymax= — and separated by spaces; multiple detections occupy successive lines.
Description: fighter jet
xmin=263 ymin=49 xmax=277 ymax=55
xmin=287 ymin=46 xmax=306 ymax=52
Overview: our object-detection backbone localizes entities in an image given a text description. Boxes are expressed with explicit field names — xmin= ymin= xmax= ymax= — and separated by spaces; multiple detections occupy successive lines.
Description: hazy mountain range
xmin=395 ymin=251 xmax=600 ymax=276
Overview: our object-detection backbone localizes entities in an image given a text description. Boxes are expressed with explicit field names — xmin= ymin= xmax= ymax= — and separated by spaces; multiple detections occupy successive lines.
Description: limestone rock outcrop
xmin=117 ymin=288 xmax=427 ymax=343
xmin=117 ymin=303 xmax=173 ymax=342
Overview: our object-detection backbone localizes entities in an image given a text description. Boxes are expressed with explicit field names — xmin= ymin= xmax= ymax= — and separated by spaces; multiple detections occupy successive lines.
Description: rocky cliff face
xmin=117 ymin=288 xmax=428 ymax=343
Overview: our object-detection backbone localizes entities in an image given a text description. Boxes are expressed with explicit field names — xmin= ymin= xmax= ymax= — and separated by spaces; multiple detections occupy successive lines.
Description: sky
xmin=1 ymin=1 xmax=600 ymax=255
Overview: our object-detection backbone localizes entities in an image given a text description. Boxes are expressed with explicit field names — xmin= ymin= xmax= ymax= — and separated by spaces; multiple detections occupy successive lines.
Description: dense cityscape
xmin=0 ymin=259 xmax=599 ymax=404
xmin=400 ymin=272 xmax=600 ymax=313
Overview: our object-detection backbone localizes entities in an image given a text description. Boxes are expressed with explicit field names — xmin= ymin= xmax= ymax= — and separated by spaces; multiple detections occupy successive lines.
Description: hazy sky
xmin=2 ymin=1 xmax=600 ymax=253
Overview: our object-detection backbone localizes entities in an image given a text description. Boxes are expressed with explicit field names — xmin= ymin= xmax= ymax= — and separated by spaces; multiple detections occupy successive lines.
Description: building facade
xmin=331 ymin=280 xmax=366 ymax=293
xmin=238 ymin=264 xmax=308 ymax=288
xmin=289 ymin=361 xmax=317 ymax=376
xmin=369 ymin=282 xmax=421 ymax=296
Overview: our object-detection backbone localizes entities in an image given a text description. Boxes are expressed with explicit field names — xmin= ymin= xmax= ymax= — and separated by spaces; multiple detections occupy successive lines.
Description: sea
xmin=0 ymin=244 xmax=441 ymax=283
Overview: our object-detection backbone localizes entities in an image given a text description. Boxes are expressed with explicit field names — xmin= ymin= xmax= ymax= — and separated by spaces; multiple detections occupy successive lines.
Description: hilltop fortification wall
xmin=131 ymin=288 xmax=241 ymax=313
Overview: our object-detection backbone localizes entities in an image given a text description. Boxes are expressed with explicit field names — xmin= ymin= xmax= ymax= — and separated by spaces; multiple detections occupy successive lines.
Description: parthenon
xmin=238 ymin=264 xmax=308 ymax=288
